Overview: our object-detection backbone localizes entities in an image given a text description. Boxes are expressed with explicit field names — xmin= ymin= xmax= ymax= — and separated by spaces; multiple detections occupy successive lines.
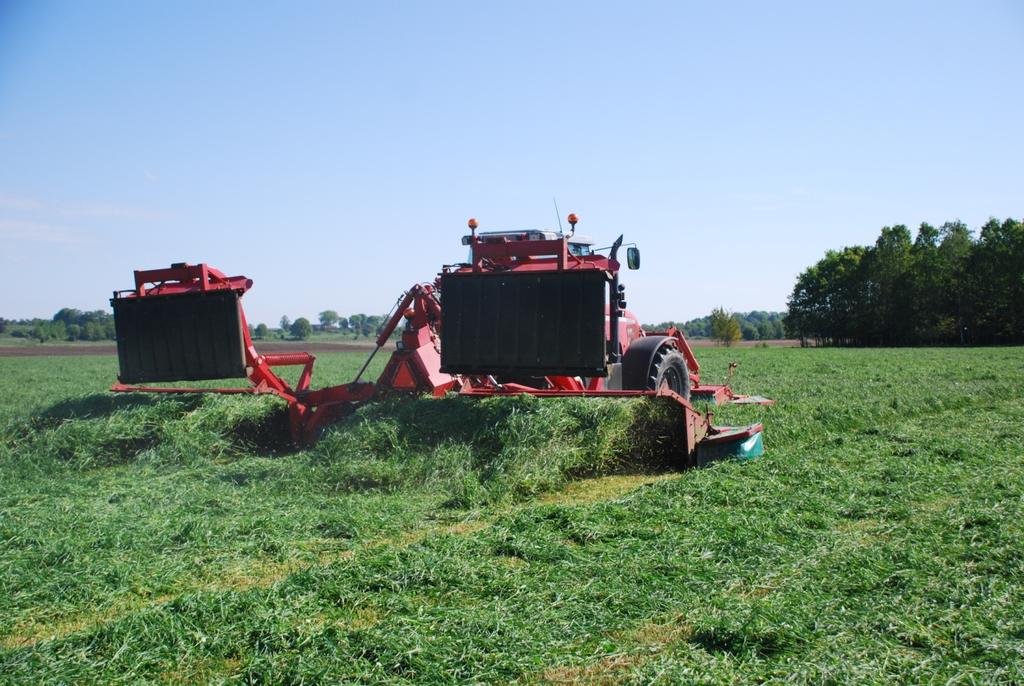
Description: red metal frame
xmin=467 ymin=237 xmax=612 ymax=273
xmin=123 ymin=263 xmax=253 ymax=297
xmin=374 ymin=284 xmax=456 ymax=396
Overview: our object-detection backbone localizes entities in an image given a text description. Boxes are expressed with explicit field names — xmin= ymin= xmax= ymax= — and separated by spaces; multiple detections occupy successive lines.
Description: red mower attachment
xmin=110 ymin=263 xmax=438 ymax=444
xmin=110 ymin=215 xmax=773 ymax=463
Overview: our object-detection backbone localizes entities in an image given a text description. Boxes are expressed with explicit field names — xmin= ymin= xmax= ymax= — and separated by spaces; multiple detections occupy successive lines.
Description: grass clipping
xmin=1 ymin=392 xmax=685 ymax=507
xmin=312 ymin=394 xmax=686 ymax=507
xmin=0 ymin=393 xmax=291 ymax=471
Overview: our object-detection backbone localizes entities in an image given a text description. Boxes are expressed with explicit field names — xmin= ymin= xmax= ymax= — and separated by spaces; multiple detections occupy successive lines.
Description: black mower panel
xmin=112 ymin=290 xmax=247 ymax=383
xmin=440 ymin=270 xmax=608 ymax=377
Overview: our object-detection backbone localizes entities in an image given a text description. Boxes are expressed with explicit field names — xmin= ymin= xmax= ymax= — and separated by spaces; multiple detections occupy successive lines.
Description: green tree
xmin=254 ymin=323 xmax=269 ymax=339
xmin=365 ymin=315 xmax=383 ymax=338
xmin=290 ymin=317 xmax=312 ymax=340
xmin=906 ymin=222 xmax=944 ymax=342
xmin=871 ymin=225 xmax=913 ymax=344
xmin=32 ymin=320 xmax=66 ymax=343
xmin=786 ymin=244 xmax=872 ymax=345
xmin=710 ymin=307 xmax=741 ymax=346
xmin=771 ymin=319 xmax=786 ymax=339
xmin=970 ymin=217 xmax=1024 ymax=343
xmin=279 ymin=316 xmax=291 ymax=339
xmin=83 ymin=321 xmax=104 ymax=341
xmin=52 ymin=308 xmax=84 ymax=326
xmin=349 ymin=313 xmax=366 ymax=339
xmin=935 ymin=221 xmax=973 ymax=343
xmin=318 ymin=310 xmax=339 ymax=330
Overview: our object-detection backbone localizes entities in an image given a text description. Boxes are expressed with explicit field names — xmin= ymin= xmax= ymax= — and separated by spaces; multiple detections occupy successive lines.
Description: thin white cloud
xmin=0 ymin=192 xmax=44 ymax=212
xmin=0 ymin=190 xmax=167 ymax=221
xmin=0 ymin=218 xmax=90 ymax=244
xmin=60 ymin=203 xmax=166 ymax=221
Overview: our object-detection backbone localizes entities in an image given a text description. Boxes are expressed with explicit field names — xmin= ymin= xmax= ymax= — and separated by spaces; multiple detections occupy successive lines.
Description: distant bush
xmin=710 ymin=307 xmax=742 ymax=346
xmin=290 ymin=317 xmax=313 ymax=340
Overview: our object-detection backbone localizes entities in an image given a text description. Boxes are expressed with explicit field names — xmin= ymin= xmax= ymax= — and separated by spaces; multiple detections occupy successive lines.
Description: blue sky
xmin=1 ymin=1 xmax=1021 ymax=326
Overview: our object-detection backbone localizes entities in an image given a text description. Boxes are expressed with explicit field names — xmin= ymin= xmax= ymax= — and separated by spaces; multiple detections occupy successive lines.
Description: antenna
xmin=553 ymin=197 xmax=563 ymax=235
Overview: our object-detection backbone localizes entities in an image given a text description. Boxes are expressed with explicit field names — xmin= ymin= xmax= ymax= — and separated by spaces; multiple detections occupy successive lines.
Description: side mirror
xmin=626 ymin=246 xmax=640 ymax=270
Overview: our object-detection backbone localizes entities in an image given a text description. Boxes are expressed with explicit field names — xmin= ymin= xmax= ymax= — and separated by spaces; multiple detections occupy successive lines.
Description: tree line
xmin=1 ymin=309 xmax=117 ymax=342
xmin=785 ymin=217 xmax=1023 ymax=346
xmin=0 ymin=308 xmax=397 ymax=344
xmin=646 ymin=310 xmax=787 ymax=341
xmin=252 ymin=312 xmax=392 ymax=341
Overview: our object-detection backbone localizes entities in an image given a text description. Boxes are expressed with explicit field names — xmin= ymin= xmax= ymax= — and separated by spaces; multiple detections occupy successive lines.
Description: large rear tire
xmin=647 ymin=348 xmax=690 ymax=400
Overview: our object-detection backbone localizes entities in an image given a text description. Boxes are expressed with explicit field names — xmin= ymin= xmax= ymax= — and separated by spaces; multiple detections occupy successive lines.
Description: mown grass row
xmin=1 ymin=347 xmax=1022 ymax=683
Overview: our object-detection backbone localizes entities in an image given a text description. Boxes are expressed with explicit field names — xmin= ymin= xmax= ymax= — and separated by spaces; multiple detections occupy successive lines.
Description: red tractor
xmin=110 ymin=215 xmax=771 ymax=464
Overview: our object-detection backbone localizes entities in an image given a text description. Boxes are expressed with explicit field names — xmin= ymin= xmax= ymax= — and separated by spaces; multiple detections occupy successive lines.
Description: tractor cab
xmin=461 ymin=230 xmax=596 ymax=260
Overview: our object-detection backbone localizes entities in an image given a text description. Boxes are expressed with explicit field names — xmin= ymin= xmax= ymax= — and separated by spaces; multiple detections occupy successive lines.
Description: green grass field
xmin=1 ymin=347 xmax=1022 ymax=684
